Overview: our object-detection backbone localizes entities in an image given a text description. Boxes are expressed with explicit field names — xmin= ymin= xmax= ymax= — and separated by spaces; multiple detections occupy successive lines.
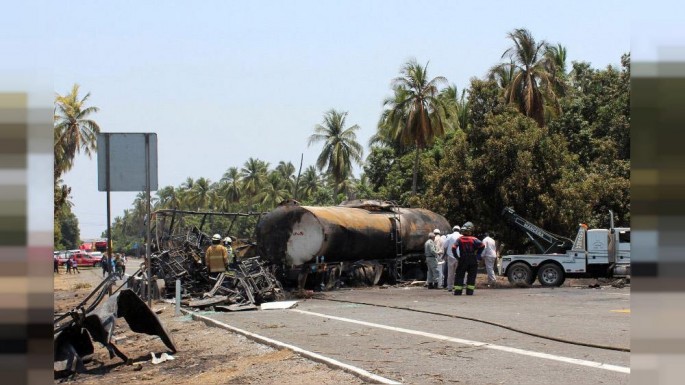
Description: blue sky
xmin=43 ymin=0 xmax=677 ymax=238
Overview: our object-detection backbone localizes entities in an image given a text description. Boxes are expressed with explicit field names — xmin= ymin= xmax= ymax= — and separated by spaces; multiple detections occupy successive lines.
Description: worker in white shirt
xmin=433 ymin=229 xmax=445 ymax=287
xmin=482 ymin=232 xmax=498 ymax=286
xmin=443 ymin=225 xmax=461 ymax=291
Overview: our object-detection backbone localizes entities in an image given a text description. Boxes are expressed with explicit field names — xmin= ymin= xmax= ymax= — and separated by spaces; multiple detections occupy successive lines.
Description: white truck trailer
xmin=498 ymin=207 xmax=630 ymax=287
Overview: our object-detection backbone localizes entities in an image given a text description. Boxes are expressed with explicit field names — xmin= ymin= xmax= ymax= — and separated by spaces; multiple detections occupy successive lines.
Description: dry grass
xmin=72 ymin=282 xmax=92 ymax=290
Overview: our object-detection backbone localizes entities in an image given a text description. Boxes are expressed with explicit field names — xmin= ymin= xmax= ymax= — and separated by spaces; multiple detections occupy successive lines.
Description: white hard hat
xmin=433 ymin=228 xmax=441 ymax=234
xmin=223 ymin=236 xmax=232 ymax=244
xmin=212 ymin=234 xmax=221 ymax=241
xmin=453 ymin=225 xmax=460 ymax=231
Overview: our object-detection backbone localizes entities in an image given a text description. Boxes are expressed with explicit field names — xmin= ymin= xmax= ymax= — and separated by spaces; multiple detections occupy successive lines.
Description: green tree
xmin=219 ymin=167 xmax=242 ymax=208
xmin=425 ymin=109 xmax=580 ymax=251
xmin=256 ymin=172 xmax=290 ymax=209
xmin=492 ymin=28 xmax=563 ymax=127
xmin=275 ymin=161 xmax=296 ymax=195
xmin=298 ymin=165 xmax=320 ymax=201
xmin=240 ymin=158 xmax=269 ymax=200
xmin=156 ymin=185 xmax=182 ymax=210
xmin=59 ymin=210 xmax=81 ymax=250
xmin=308 ymin=109 xmax=363 ymax=201
xmin=437 ymin=84 xmax=467 ymax=132
xmin=54 ymin=84 xmax=101 ymax=247
xmin=188 ymin=177 xmax=212 ymax=210
xmin=54 ymin=84 xmax=101 ymax=179
xmin=381 ymin=59 xmax=449 ymax=195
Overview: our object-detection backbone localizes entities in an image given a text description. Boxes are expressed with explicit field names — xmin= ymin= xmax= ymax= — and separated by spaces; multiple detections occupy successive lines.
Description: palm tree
xmin=308 ymin=109 xmax=364 ymax=201
xmin=489 ymin=59 xmax=516 ymax=91
xmin=382 ymin=59 xmax=449 ymax=195
xmin=54 ymin=84 xmax=101 ymax=179
xmin=545 ymin=43 xmax=568 ymax=76
xmin=241 ymin=158 xmax=269 ymax=198
xmin=438 ymin=84 xmax=468 ymax=132
xmin=492 ymin=28 xmax=562 ymax=127
xmin=256 ymin=172 xmax=290 ymax=209
xmin=371 ymin=86 xmax=411 ymax=153
xmin=220 ymin=167 xmax=242 ymax=206
xmin=298 ymin=165 xmax=320 ymax=201
xmin=178 ymin=177 xmax=196 ymax=210
xmin=275 ymin=161 xmax=296 ymax=194
xmin=544 ymin=43 xmax=568 ymax=103
xmin=188 ymin=177 xmax=212 ymax=210
xmin=156 ymin=186 xmax=181 ymax=210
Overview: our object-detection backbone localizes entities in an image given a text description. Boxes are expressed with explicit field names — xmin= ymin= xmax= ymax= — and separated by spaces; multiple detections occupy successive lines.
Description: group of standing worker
xmin=100 ymin=253 xmax=126 ymax=278
xmin=424 ymin=222 xmax=498 ymax=295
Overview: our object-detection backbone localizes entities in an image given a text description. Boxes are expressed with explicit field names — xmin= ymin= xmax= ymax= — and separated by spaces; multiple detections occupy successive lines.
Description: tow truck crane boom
xmin=501 ymin=207 xmax=574 ymax=254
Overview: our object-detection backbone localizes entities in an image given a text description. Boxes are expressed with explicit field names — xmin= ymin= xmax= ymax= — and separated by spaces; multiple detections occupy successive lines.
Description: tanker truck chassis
xmin=256 ymin=199 xmax=451 ymax=289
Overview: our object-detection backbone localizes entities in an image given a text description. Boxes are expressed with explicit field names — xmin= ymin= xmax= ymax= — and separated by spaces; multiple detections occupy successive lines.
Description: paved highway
xmin=199 ymin=285 xmax=630 ymax=384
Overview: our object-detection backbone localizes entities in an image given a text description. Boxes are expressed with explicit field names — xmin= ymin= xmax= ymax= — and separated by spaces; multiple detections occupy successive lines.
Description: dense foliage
xmin=57 ymin=29 xmax=630 ymax=255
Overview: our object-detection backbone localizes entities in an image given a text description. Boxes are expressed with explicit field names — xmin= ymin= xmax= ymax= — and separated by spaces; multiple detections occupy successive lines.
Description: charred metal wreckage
xmin=53 ymin=275 xmax=176 ymax=378
xmin=134 ymin=200 xmax=451 ymax=299
xmin=137 ymin=209 xmax=285 ymax=308
xmin=53 ymin=201 xmax=449 ymax=376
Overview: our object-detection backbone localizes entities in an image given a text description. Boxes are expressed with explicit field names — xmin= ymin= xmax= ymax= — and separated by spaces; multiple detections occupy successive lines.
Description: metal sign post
xmin=105 ymin=134 xmax=112 ymax=296
xmin=98 ymin=133 xmax=158 ymax=308
xmin=145 ymin=134 xmax=152 ymax=307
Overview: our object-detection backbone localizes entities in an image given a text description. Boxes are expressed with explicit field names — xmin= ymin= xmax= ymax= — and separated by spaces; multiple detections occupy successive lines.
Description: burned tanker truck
xmin=255 ymin=199 xmax=450 ymax=289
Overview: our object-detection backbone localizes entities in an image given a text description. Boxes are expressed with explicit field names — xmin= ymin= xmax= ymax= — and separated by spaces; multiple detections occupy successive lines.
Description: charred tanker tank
xmin=255 ymin=199 xmax=450 ymax=287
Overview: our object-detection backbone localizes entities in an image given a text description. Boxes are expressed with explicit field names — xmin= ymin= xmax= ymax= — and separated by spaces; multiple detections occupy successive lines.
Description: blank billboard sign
xmin=97 ymin=133 xmax=158 ymax=192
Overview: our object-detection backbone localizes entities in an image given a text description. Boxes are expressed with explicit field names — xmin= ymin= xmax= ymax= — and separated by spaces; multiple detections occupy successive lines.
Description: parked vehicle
xmin=88 ymin=251 xmax=104 ymax=260
xmin=66 ymin=249 xmax=102 ymax=267
xmin=498 ymin=207 xmax=630 ymax=287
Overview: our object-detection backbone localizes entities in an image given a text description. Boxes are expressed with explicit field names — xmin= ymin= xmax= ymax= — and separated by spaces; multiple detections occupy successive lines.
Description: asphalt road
xmin=201 ymin=285 xmax=630 ymax=385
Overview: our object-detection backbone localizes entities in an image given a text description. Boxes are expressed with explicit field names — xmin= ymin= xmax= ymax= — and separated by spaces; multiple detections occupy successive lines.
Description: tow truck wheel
xmin=507 ymin=263 xmax=534 ymax=286
xmin=537 ymin=263 xmax=565 ymax=287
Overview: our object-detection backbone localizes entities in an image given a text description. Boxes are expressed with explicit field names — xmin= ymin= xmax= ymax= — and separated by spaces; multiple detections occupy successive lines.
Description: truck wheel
xmin=537 ymin=263 xmax=565 ymax=287
xmin=507 ymin=263 xmax=534 ymax=286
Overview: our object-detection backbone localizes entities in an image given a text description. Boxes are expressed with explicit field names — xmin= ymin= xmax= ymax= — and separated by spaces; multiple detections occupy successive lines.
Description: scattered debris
xmin=215 ymin=303 xmax=259 ymax=312
xmin=151 ymin=352 xmax=175 ymax=365
xmin=260 ymin=300 xmax=299 ymax=310
xmin=129 ymin=211 xmax=286 ymax=309
xmin=53 ymin=278 xmax=176 ymax=378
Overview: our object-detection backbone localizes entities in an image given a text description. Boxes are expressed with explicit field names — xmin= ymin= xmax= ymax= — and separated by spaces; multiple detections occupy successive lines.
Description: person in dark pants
xmin=54 ymin=256 xmax=59 ymax=274
xmin=66 ymin=257 xmax=72 ymax=274
xmin=71 ymin=257 xmax=80 ymax=274
xmin=452 ymin=222 xmax=484 ymax=296
xmin=101 ymin=254 xmax=110 ymax=277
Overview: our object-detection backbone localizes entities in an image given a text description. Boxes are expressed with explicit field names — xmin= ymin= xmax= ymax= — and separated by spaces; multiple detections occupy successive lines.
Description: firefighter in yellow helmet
xmin=205 ymin=234 xmax=229 ymax=273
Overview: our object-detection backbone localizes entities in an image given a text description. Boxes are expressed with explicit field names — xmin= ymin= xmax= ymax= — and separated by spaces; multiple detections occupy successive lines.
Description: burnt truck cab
xmin=498 ymin=208 xmax=631 ymax=287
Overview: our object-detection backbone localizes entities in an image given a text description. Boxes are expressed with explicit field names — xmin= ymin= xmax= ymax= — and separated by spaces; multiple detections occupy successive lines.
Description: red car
xmin=65 ymin=250 xmax=103 ymax=267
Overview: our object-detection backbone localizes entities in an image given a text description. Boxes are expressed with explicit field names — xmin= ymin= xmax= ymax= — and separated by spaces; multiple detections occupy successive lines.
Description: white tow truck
xmin=498 ymin=207 xmax=630 ymax=287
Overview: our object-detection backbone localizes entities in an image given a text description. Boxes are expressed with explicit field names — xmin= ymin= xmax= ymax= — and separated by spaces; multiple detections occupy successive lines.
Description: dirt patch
xmin=53 ymin=269 xmax=364 ymax=384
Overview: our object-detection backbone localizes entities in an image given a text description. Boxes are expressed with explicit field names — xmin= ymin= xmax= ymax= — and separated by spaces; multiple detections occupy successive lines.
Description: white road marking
xmin=291 ymin=309 xmax=630 ymax=374
xmin=184 ymin=310 xmax=401 ymax=384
